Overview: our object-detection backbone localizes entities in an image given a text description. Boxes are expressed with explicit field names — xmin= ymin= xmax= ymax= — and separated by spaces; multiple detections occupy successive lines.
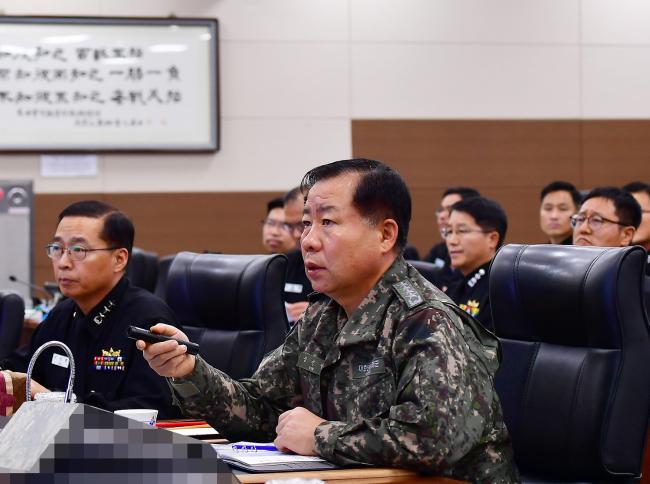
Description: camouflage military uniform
xmin=168 ymin=257 xmax=519 ymax=483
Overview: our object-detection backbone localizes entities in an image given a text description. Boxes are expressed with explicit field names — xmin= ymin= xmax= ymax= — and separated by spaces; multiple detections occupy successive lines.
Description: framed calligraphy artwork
xmin=0 ymin=16 xmax=219 ymax=152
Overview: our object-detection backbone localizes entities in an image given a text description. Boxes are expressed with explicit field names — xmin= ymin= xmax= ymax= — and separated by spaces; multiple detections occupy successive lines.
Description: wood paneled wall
xmin=352 ymin=120 xmax=650 ymax=259
xmin=33 ymin=120 xmax=650 ymax=285
xmin=34 ymin=192 xmax=282 ymax=286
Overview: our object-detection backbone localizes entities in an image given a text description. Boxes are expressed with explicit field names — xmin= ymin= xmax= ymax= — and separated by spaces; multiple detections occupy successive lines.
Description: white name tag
xmin=284 ymin=283 xmax=303 ymax=294
xmin=51 ymin=353 xmax=70 ymax=369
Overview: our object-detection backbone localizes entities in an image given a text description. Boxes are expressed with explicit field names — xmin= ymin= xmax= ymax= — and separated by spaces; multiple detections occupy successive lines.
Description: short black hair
xmin=442 ymin=186 xmax=481 ymax=200
xmin=540 ymin=181 xmax=582 ymax=208
xmin=581 ymin=186 xmax=642 ymax=229
xmin=623 ymin=181 xmax=650 ymax=198
xmin=450 ymin=196 xmax=508 ymax=248
xmin=266 ymin=197 xmax=284 ymax=214
xmin=58 ymin=200 xmax=135 ymax=255
xmin=300 ymin=158 xmax=411 ymax=251
xmin=283 ymin=186 xmax=302 ymax=204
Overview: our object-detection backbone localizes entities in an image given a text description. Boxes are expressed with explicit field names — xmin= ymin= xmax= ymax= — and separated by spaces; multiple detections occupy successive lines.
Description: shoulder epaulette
xmin=392 ymin=279 xmax=425 ymax=309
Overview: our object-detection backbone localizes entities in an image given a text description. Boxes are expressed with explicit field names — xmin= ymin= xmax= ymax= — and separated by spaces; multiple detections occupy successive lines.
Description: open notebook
xmin=212 ymin=442 xmax=338 ymax=473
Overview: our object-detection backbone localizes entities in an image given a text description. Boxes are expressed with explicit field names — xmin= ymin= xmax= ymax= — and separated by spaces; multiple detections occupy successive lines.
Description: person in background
xmin=137 ymin=159 xmax=518 ymax=482
xmin=423 ymin=187 xmax=480 ymax=286
xmin=623 ymin=181 xmax=650 ymax=275
xmin=539 ymin=181 xmax=582 ymax=245
xmin=261 ymin=197 xmax=297 ymax=255
xmin=0 ymin=200 xmax=181 ymax=418
xmin=443 ymin=197 xmax=508 ymax=332
xmin=572 ymin=187 xmax=640 ymax=248
xmin=281 ymin=187 xmax=313 ymax=324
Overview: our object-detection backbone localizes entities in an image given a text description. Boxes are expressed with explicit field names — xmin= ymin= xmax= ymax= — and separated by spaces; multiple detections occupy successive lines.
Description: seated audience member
xmin=623 ymin=181 xmax=650 ymax=274
xmin=443 ymin=197 xmax=508 ymax=332
xmin=572 ymin=187 xmax=641 ymax=248
xmin=261 ymin=197 xmax=297 ymax=254
xmin=539 ymin=181 xmax=581 ymax=245
xmin=281 ymin=187 xmax=313 ymax=323
xmin=423 ymin=187 xmax=480 ymax=287
xmin=138 ymin=159 xmax=518 ymax=482
xmin=0 ymin=201 xmax=180 ymax=418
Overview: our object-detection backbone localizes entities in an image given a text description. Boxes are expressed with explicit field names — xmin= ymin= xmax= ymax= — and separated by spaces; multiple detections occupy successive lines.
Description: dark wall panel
xmin=32 ymin=119 xmax=650 ymax=286
xmin=353 ymin=119 xmax=649 ymax=256
xmin=34 ymin=192 xmax=281 ymax=286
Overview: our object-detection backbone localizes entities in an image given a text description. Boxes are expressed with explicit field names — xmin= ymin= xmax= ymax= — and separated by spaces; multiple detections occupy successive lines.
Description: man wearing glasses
xmin=571 ymin=187 xmax=641 ymax=248
xmin=261 ymin=197 xmax=297 ymax=254
xmin=423 ymin=187 xmax=480 ymax=287
xmin=443 ymin=197 xmax=508 ymax=332
xmin=0 ymin=200 xmax=180 ymax=418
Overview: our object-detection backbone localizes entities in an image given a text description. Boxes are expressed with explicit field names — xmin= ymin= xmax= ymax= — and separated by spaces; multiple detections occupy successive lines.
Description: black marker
xmin=127 ymin=326 xmax=200 ymax=356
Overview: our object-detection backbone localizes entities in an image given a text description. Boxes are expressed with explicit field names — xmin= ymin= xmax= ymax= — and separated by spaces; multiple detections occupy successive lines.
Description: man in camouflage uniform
xmin=138 ymin=159 xmax=519 ymax=483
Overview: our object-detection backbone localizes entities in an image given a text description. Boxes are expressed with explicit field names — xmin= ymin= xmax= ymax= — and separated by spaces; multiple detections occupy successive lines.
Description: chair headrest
xmin=490 ymin=244 xmax=647 ymax=348
xmin=166 ymin=252 xmax=288 ymax=331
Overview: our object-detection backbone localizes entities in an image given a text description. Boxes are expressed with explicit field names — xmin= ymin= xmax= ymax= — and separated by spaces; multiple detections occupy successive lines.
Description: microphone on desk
xmin=8 ymin=275 xmax=57 ymax=298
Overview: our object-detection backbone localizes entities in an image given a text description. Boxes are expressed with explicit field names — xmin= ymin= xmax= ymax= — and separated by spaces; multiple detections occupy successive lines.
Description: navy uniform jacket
xmin=0 ymin=276 xmax=181 ymax=418
xmin=283 ymin=249 xmax=313 ymax=304
xmin=444 ymin=261 xmax=493 ymax=332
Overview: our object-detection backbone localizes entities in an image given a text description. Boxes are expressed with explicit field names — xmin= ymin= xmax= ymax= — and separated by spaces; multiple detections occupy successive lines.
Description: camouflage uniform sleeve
xmin=167 ymin=326 xmax=304 ymax=442
xmin=313 ymin=306 xmax=516 ymax=482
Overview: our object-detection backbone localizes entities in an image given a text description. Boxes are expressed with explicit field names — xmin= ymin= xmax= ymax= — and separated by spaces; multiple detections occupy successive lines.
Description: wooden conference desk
xmin=232 ymin=467 xmax=465 ymax=483
xmin=162 ymin=421 xmax=466 ymax=484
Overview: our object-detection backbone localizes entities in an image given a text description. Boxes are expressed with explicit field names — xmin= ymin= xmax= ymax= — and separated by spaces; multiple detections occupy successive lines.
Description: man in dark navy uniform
xmin=0 ymin=200 xmax=180 ymax=418
xmin=443 ymin=197 xmax=508 ymax=332
xmin=423 ymin=187 xmax=480 ymax=288
xmin=282 ymin=187 xmax=313 ymax=324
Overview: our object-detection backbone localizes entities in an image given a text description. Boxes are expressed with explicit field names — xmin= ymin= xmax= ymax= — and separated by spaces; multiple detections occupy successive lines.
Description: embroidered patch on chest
xmin=352 ymin=357 xmax=386 ymax=379
xmin=93 ymin=347 xmax=125 ymax=371
xmin=459 ymin=299 xmax=480 ymax=317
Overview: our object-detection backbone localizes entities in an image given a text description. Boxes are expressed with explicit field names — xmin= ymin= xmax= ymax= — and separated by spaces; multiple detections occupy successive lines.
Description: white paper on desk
xmin=169 ymin=427 xmax=219 ymax=436
xmin=212 ymin=442 xmax=327 ymax=466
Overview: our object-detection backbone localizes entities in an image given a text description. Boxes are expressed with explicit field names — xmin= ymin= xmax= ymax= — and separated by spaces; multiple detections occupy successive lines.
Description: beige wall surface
xmin=2 ymin=1 xmax=650 ymax=285
xmin=1 ymin=0 xmax=650 ymax=195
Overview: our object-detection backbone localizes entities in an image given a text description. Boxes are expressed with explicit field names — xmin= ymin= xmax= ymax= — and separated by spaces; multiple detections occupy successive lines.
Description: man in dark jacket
xmin=0 ymin=200 xmax=181 ymax=418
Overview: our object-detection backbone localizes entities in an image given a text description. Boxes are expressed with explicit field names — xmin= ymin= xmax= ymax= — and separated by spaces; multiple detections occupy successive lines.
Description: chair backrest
xmin=154 ymin=254 xmax=176 ymax=300
xmin=0 ymin=292 xmax=25 ymax=359
xmin=165 ymin=252 xmax=289 ymax=379
xmin=126 ymin=247 xmax=159 ymax=293
xmin=490 ymin=244 xmax=650 ymax=482
xmin=406 ymin=259 xmax=446 ymax=289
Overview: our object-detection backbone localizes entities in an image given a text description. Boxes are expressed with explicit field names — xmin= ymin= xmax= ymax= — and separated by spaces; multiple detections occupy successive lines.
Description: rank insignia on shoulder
xmin=392 ymin=280 xmax=424 ymax=309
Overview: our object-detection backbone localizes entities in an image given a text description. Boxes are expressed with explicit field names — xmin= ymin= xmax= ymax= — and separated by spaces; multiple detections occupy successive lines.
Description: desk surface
xmin=233 ymin=467 xmax=466 ymax=483
xmin=156 ymin=420 xmax=467 ymax=484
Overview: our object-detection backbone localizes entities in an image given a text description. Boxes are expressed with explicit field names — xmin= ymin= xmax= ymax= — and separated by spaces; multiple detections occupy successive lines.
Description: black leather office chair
xmin=406 ymin=259 xmax=446 ymax=289
xmin=0 ymin=292 xmax=25 ymax=360
xmin=154 ymin=254 xmax=176 ymax=301
xmin=126 ymin=247 xmax=159 ymax=293
xmin=490 ymin=244 xmax=650 ymax=483
xmin=165 ymin=252 xmax=289 ymax=379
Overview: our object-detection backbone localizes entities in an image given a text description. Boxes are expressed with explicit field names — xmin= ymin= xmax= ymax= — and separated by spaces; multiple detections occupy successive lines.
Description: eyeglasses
xmin=440 ymin=227 xmax=488 ymax=238
xmin=45 ymin=243 xmax=119 ymax=261
xmin=261 ymin=218 xmax=292 ymax=232
xmin=569 ymin=213 xmax=627 ymax=230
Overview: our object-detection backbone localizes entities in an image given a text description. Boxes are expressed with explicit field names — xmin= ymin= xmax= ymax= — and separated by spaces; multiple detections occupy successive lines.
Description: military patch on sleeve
xmin=392 ymin=280 xmax=424 ymax=309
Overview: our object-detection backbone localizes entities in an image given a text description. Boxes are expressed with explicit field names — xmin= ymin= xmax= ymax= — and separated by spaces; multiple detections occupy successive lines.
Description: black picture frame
xmin=0 ymin=16 xmax=219 ymax=153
